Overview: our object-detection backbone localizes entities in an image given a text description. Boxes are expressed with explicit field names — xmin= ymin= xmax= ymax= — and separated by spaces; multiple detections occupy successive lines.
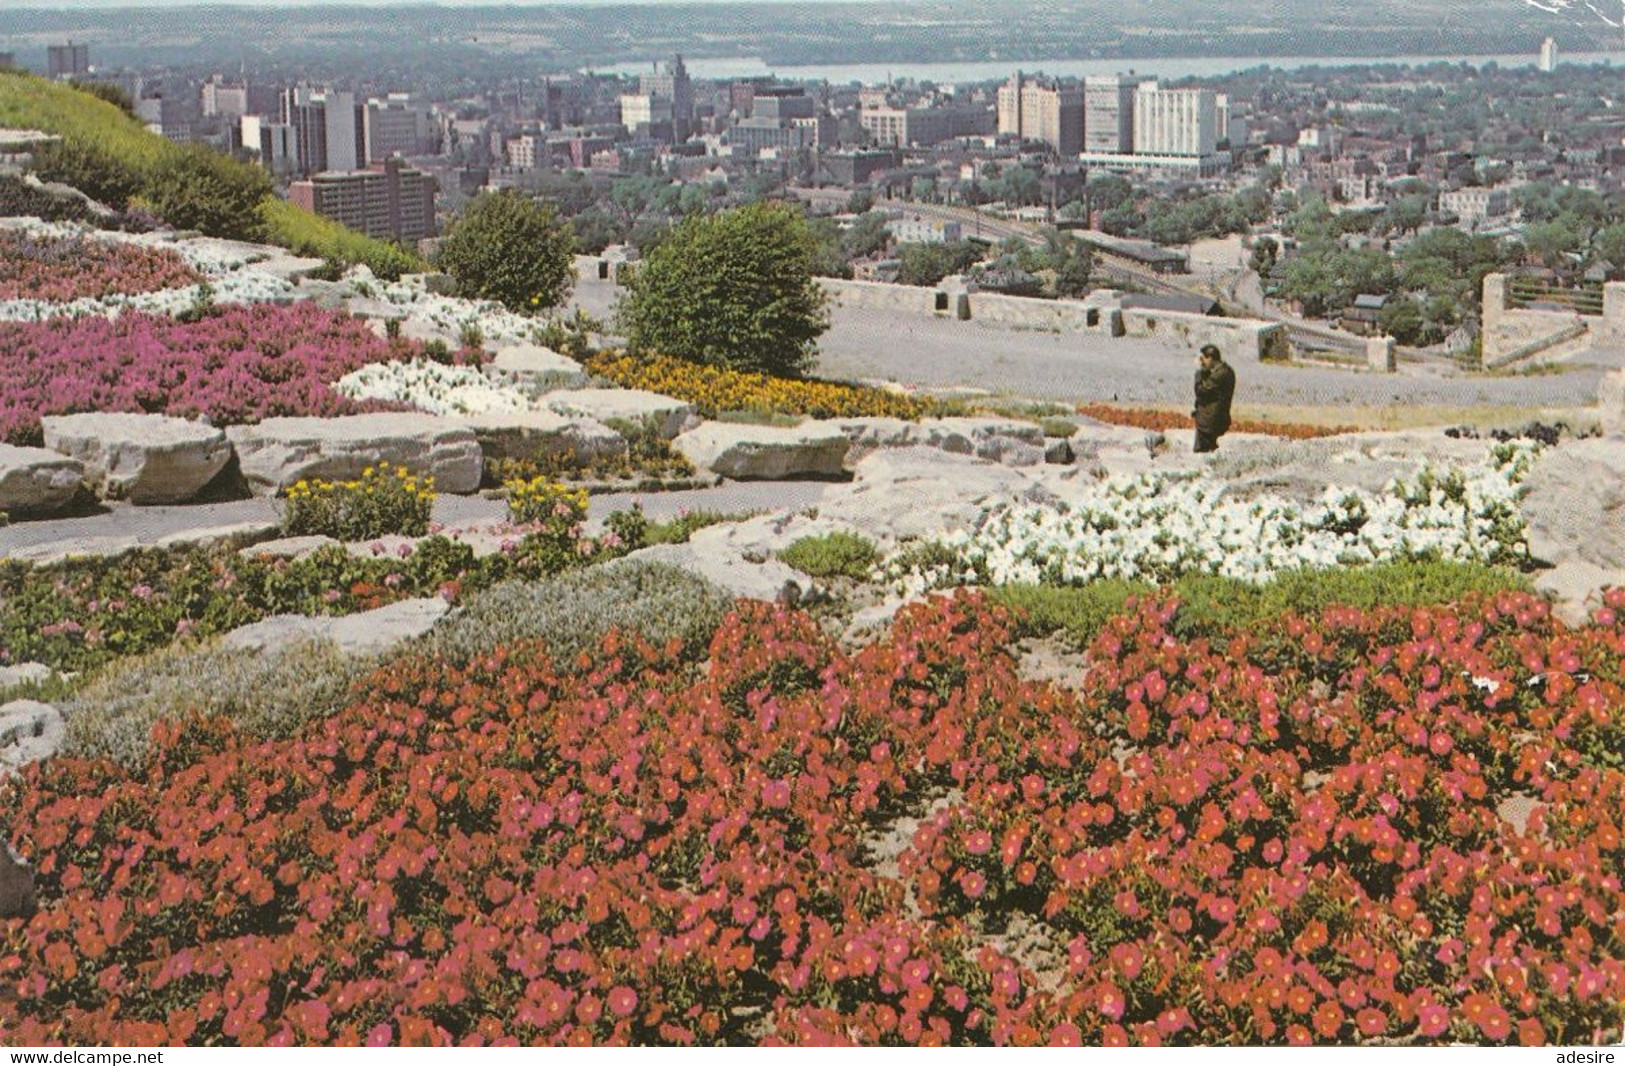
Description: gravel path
xmin=568 ymin=277 xmax=1622 ymax=410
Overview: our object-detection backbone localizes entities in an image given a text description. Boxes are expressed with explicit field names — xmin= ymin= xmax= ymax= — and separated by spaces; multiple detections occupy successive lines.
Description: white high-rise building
xmin=1132 ymin=83 xmax=1218 ymax=158
xmin=323 ymin=90 xmax=361 ymax=171
xmin=1538 ymin=37 xmax=1559 ymax=73
xmin=1084 ymin=74 xmax=1151 ymax=154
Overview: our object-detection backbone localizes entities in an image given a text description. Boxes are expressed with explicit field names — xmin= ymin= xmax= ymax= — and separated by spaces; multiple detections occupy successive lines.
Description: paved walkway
xmin=568 ymin=277 xmax=1621 ymax=411
xmin=0 ymin=482 xmax=831 ymax=561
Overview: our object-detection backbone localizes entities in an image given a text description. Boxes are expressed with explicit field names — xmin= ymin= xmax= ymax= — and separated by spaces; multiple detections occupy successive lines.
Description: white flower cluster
xmin=362 ymin=274 xmax=542 ymax=345
xmin=333 ymin=359 xmax=534 ymax=417
xmin=882 ymin=442 xmax=1540 ymax=596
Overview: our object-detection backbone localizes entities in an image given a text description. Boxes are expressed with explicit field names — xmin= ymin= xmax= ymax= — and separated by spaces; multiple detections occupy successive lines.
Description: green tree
xmin=895 ymin=239 xmax=983 ymax=287
xmin=1249 ymin=236 xmax=1280 ymax=276
xmin=69 ymin=80 xmax=136 ymax=121
xmin=437 ymin=189 xmax=576 ymax=314
xmin=615 ymin=201 xmax=830 ymax=377
xmin=846 ymin=187 xmax=875 ymax=214
xmin=140 ymin=143 xmax=273 ymax=241
xmin=1052 ymin=239 xmax=1093 ymax=298
xmin=842 ymin=211 xmax=891 ymax=260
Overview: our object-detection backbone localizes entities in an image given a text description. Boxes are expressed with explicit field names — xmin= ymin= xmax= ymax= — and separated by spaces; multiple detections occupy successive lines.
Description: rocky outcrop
xmin=0 ymin=444 xmax=83 ymax=517
xmin=221 ymin=596 xmax=452 ymax=657
xmin=616 ymin=544 xmax=809 ymax=604
xmin=673 ymin=422 xmax=851 ymax=480
xmin=1519 ymin=437 xmax=1625 ymax=624
xmin=835 ymin=416 xmax=1046 ymax=467
xmin=485 ymin=344 xmax=588 ymax=392
xmin=42 ymin=413 xmax=231 ymax=504
xmin=456 ymin=410 xmax=627 ymax=467
xmin=0 ymin=699 xmax=64 ymax=775
xmin=226 ymin=414 xmax=484 ymax=495
xmin=818 ymin=447 xmax=1059 ymax=544
xmin=542 ymin=389 xmax=699 ymax=440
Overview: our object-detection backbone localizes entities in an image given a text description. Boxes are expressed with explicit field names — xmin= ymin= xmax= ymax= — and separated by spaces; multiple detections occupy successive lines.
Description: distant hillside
xmin=0 ymin=71 xmax=422 ymax=278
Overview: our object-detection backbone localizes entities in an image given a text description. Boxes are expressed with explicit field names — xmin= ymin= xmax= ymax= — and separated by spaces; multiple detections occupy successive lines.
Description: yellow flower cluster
xmin=505 ymin=476 xmax=588 ymax=529
xmin=283 ymin=465 xmax=435 ymax=540
xmin=583 ymin=350 xmax=944 ymax=421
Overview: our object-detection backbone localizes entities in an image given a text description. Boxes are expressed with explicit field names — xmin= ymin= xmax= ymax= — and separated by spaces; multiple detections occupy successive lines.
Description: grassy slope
xmin=0 ymin=71 xmax=423 ymax=274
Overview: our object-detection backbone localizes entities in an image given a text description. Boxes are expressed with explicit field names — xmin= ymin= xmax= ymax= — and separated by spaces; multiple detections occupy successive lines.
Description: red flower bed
xmin=1078 ymin=403 xmax=1359 ymax=440
xmin=2 ymin=589 xmax=1622 ymax=1046
xmin=0 ymin=231 xmax=201 ymax=303
xmin=0 ymin=304 xmax=415 ymax=445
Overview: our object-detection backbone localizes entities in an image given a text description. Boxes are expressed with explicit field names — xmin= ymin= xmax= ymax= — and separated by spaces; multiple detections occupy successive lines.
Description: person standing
xmin=1192 ymin=344 xmax=1236 ymax=453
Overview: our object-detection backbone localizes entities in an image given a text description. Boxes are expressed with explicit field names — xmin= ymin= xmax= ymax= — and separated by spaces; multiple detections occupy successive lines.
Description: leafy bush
xmin=281 ymin=465 xmax=435 ymax=541
xmin=0 ymin=173 xmax=93 ymax=224
xmin=436 ymin=188 xmax=576 ymax=313
xmin=139 ymin=143 xmax=273 ymax=241
xmin=615 ymin=201 xmax=831 ymax=377
xmin=584 ymin=349 xmax=944 ymax=421
xmin=421 ymin=561 xmax=734 ymax=668
xmin=63 ymin=638 xmax=374 ymax=768
xmin=779 ymin=531 xmax=881 ymax=579
xmin=30 ymin=136 xmax=143 ymax=209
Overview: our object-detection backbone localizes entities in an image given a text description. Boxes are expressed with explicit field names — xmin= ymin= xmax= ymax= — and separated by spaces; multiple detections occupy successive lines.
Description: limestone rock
xmin=0 ymin=444 xmax=83 ymax=517
xmin=542 ymin=389 xmax=699 ymax=440
xmin=486 ymin=344 xmax=589 ymax=392
xmin=226 ymin=414 xmax=484 ymax=495
xmin=221 ymin=596 xmax=452 ymax=657
xmin=1535 ymin=561 xmax=1619 ymax=629
xmin=1520 ymin=438 xmax=1625 ymax=571
xmin=672 ymin=422 xmax=851 ymax=480
xmin=818 ymin=447 xmax=1059 ymax=544
xmin=42 ymin=413 xmax=231 ymax=504
xmin=456 ymin=410 xmax=627 ymax=467
xmin=835 ymin=416 xmax=1045 ymax=467
xmin=0 ymin=699 xmax=64 ymax=775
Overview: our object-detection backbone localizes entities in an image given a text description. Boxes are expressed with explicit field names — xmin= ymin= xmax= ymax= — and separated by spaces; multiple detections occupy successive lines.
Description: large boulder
xmin=42 ymin=413 xmax=231 ymax=504
xmin=0 ymin=699 xmax=64 ymax=776
xmin=221 ymin=596 xmax=451 ymax=657
xmin=485 ymin=344 xmax=588 ymax=392
xmin=836 ymin=416 xmax=1046 ymax=467
xmin=226 ymin=414 xmax=484 ymax=495
xmin=0 ymin=444 xmax=82 ymax=517
xmin=456 ymin=410 xmax=627 ymax=467
xmin=673 ymin=422 xmax=851 ymax=481
xmin=542 ymin=389 xmax=699 ymax=440
xmin=1520 ymin=437 xmax=1625 ymax=571
xmin=818 ymin=447 xmax=1059 ymax=544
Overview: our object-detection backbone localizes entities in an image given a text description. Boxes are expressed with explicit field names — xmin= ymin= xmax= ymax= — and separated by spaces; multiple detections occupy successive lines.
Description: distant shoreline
xmin=590 ymin=50 xmax=1625 ymax=84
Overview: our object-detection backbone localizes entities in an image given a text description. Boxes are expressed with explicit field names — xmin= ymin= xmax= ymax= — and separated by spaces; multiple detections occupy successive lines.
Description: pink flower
xmin=961 ymin=871 xmax=986 ymax=899
xmin=607 ymin=986 xmax=638 ymax=1017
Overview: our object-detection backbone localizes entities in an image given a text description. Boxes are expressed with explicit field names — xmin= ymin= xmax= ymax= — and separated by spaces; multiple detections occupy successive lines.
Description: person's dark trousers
xmin=1194 ymin=429 xmax=1219 ymax=453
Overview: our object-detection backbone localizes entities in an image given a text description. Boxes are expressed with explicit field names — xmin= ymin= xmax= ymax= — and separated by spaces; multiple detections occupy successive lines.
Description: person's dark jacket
xmin=1193 ymin=359 xmax=1236 ymax=437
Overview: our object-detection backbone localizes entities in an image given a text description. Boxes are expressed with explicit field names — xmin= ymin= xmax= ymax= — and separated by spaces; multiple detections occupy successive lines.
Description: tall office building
xmin=639 ymin=55 xmax=693 ymax=139
xmin=46 ymin=42 xmax=90 ymax=79
xmin=363 ymin=94 xmax=433 ymax=163
xmin=996 ymin=73 xmax=1083 ymax=156
xmin=1132 ymin=83 xmax=1218 ymax=158
xmin=1538 ymin=37 xmax=1559 ymax=73
xmin=280 ymin=87 xmax=365 ymax=175
xmin=201 ymin=78 xmax=250 ymax=119
xmin=1084 ymin=74 xmax=1151 ymax=154
xmin=288 ymin=157 xmax=437 ymax=243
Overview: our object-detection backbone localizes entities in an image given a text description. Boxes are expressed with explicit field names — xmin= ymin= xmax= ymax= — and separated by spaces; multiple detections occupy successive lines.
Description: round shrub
xmin=436 ymin=188 xmax=576 ymax=314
